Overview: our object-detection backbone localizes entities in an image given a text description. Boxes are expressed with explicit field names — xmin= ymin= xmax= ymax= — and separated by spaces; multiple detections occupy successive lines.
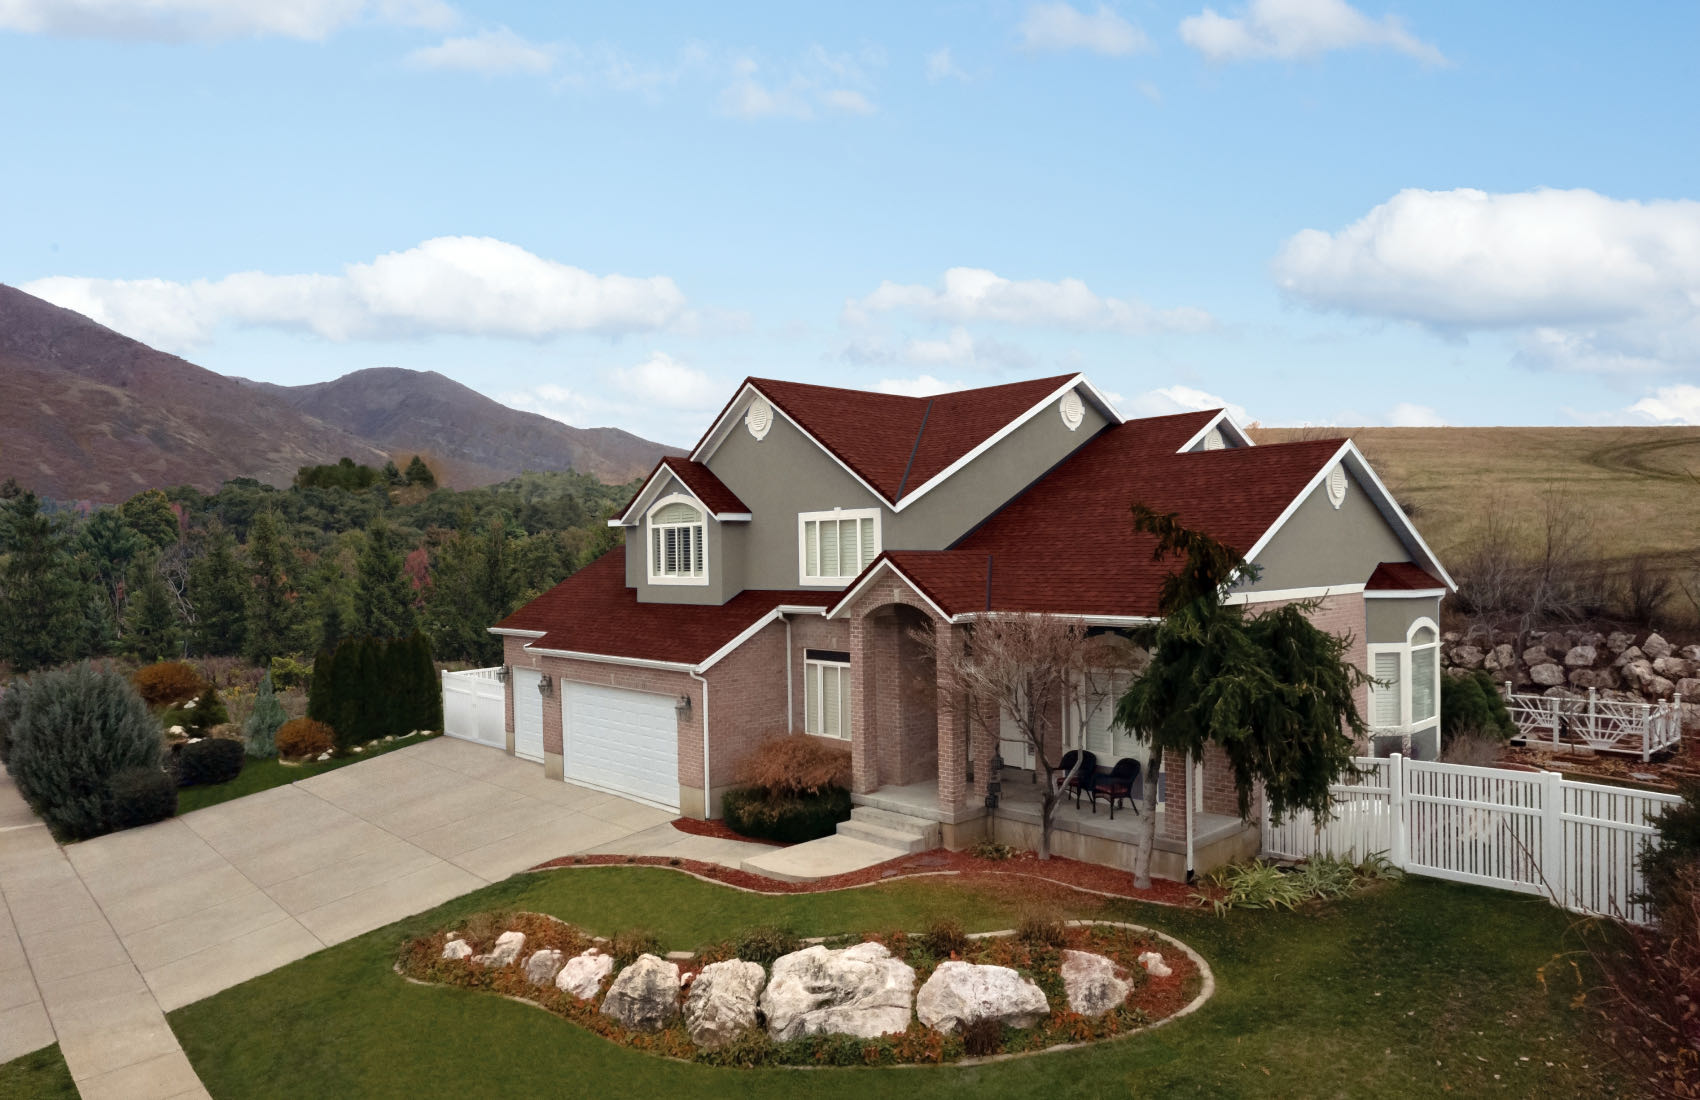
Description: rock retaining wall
xmin=1442 ymin=628 xmax=1699 ymax=729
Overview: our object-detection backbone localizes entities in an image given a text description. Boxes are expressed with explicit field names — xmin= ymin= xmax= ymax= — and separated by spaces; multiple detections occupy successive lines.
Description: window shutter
xmin=805 ymin=521 xmax=819 ymax=577
xmin=821 ymin=521 xmax=839 ymax=577
xmin=692 ymin=526 xmax=704 ymax=574
xmin=652 ymin=528 xmax=662 ymax=574
xmin=1372 ymin=652 xmax=1402 ymax=726
xmin=859 ymin=517 xmax=874 ymax=572
xmin=1411 ymin=647 xmax=1437 ymax=723
xmin=839 ymin=666 xmax=852 ymax=739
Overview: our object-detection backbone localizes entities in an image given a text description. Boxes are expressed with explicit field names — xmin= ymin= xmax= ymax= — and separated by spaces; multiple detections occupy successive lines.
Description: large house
xmin=491 ymin=374 xmax=1453 ymax=879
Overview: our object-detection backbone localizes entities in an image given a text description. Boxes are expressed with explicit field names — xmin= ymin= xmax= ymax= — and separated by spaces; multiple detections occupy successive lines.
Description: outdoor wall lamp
xmin=537 ymin=674 xmax=553 ymax=698
xmin=675 ymin=694 xmax=692 ymax=717
xmin=496 ymin=665 xmax=510 ymax=683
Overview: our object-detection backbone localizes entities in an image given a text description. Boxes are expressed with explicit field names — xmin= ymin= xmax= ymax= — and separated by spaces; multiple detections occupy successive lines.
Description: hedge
xmin=721 ymin=785 xmax=852 ymax=844
xmin=107 ymin=766 xmax=178 ymax=830
xmin=175 ymin=737 xmax=245 ymax=787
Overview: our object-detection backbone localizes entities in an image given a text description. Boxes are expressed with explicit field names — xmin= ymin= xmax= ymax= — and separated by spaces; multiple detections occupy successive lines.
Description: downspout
xmin=1185 ymin=757 xmax=1199 ymax=884
xmin=691 ymin=669 xmax=710 ymax=819
xmin=782 ymin=613 xmax=793 ymax=732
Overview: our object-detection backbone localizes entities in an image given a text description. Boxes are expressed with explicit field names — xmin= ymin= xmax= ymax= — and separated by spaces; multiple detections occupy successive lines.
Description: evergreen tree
xmin=122 ymin=557 xmax=182 ymax=662
xmin=119 ymin=488 xmax=180 ymax=551
xmin=78 ymin=509 xmax=145 ymax=631
xmin=305 ymin=551 xmax=352 ymax=654
xmin=381 ymin=460 xmax=403 ymax=486
xmin=354 ymin=520 xmax=416 ymax=640
xmin=189 ymin=523 xmax=247 ymax=656
xmin=403 ymin=455 xmax=436 ymax=488
xmin=412 ymin=631 xmax=442 ymax=733
xmin=245 ymin=508 xmax=302 ymax=663
xmin=306 ymin=647 xmax=336 ymax=728
xmin=0 ymin=492 xmax=84 ymax=672
xmin=244 ymin=671 xmax=286 ymax=758
xmin=421 ymin=529 xmax=491 ymax=664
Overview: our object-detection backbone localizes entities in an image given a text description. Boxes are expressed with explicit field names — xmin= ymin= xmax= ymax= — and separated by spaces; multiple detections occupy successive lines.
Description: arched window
xmin=647 ymin=496 xmax=706 ymax=584
xmin=1368 ymin=617 xmax=1441 ymax=741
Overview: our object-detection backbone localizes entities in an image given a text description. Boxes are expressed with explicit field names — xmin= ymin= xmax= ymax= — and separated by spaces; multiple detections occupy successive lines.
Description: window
xmin=647 ymin=496 xmax=707 ymax=585
xmin=804 ymin=650 xmax=851 ymax=739
xmin=798 ymin=508 xmax=880 ymax=585
xmin=1368 ymin=619 xmax=1440 ymax=734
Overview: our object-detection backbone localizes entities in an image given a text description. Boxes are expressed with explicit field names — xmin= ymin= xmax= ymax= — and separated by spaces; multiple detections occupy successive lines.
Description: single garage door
xmin=562 ymin=682 xmax=679 ymax=811
xmin=511 ymin=668 xmax=545 ymax=763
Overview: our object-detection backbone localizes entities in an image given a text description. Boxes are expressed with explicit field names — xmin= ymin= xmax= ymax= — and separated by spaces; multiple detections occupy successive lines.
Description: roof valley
xmin=894 ymin=397 xmax=934 ymax=502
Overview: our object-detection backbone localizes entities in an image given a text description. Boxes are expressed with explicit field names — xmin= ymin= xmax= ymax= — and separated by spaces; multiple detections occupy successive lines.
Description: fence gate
xmin=441 ymin=667 xmax=507 ymax=748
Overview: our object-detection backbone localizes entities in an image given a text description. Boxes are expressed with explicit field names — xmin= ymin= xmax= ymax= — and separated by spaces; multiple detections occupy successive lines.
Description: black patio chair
xmin=1089 ymin=757 xmax=1141 ymax=820
xmin=1055 ymin=749 xmax=1097 ymax=809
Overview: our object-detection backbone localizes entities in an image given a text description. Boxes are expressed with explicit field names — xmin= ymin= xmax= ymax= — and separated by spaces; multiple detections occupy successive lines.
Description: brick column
xmin=849 ymin=612 xmax=878 ymax=794
xmin=1162 ymin=750 xmax=1190 ymax=841
xmin=935 ymin=621 xmax=966 ymax=812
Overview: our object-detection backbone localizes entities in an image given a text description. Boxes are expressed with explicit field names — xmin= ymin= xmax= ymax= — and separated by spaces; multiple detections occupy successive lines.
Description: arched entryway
xmin=850 ymin=602 xmax=939 ymax=791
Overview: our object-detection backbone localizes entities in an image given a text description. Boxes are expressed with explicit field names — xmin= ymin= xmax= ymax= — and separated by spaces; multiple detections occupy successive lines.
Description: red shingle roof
xmin=617 ymin=456 xmax=749 ymax=521
xmin=492 ymin=553 xmax=824 ymax=667
xmin=1366 ymin=561 xmax=1444 ymax=591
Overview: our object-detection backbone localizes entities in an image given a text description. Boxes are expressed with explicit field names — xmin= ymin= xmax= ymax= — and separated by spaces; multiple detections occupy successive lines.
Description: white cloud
xmin=824 ymin=88 xmax=876 ymax=115
xmin=406 ymin=27 xmax=553 ymax=74
xmin=24 ymin=236 xmax=685 ymax=351
xmin=846 ymin=267 xmax=1213 ymax=334
xmin=1123 ymin=384 xmax=1249 ymax=425
xmin=609 ymin=352 xmax=721 ymax=409
xmin=1273 ymin=187 xmax=1700 ymax=373
xmin=719 ymin=46 xmax=881 ymax=120
xmin=1387 ymin=402 xmax=1445 ymax=427
xmin=925 ymin=47 xmax=968 ymax=82
xmin=1019 ymin=2 xmax=1149 ymax=56
xmin=0 ymin=0 xmax=453 ymax=41
xmin=1179 ymin=0 xmax=1445 ymax=64
xmin=1627 ymin=384 xmax=1700 ymax=425
xmin=874 ymin=375 xmax=969 ymax=398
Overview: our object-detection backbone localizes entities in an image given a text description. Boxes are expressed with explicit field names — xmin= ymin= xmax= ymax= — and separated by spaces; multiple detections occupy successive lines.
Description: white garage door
xmin=511 ymin=668 xmax=544 ymax=763
xmin=562 ymin=682 xmax=679 ymax=811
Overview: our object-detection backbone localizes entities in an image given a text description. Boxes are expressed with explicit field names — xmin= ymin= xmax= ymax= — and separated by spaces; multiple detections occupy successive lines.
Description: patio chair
xmin=1054 ymin=749 xmax=1097 ymax=809
xmin=1089 ymin=757 xmax=1141 ymax=820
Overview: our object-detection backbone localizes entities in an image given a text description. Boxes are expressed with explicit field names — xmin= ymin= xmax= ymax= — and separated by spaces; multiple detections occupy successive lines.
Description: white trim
xmin=1366 ymin=616 xmax=1441 ymax=736
xmin=797 ymin=507 xmax=882 ymax=587
xmin=826 ymin=558 xmax=957 ymax=623
xmin=1175 ymin=409 xmax=1255 ymax=454
xmin=1225 ymin=583 xmax=1365 ymax=606
xmin=1364 ymin=587 xmax=1447 ymax=600
xmin=693 ymin=383 xmax=893 ymax=505
xmin=522 ymin=644 xmax=697 ymax=673
xmin=645 ymin=492 xmax=710 ymax=587
xmin=694 ymin=604 xmax=829 ymax=673
xmin=487 ymin=627 xmax=546 ymax=638
xmin=715 ymin=512 xmax=753 ymax=522
xmin=613 ymin=464 xmax=752 ymax=528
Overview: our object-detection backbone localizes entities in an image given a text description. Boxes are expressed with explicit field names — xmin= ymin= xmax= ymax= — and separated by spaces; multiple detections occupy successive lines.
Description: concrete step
xmin=740 ymin=835 xmax=906 ymax=884
xmin=848 ymin=805 xmax=942 ymax=838
xmin=834 ymin=819 xmax=935 ymax=854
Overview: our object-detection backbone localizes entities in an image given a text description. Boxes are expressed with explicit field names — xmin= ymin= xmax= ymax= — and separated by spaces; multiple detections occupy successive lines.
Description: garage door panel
xmin=512 ymin=669 xmax=544 ymax=763
xmin=563 ymin=683 xmax=678 ymax=811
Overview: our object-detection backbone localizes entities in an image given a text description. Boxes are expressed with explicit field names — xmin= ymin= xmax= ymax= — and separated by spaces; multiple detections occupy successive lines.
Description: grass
xmin=168 ymin=866 xmax=1625 ymax=1098
xmin=174 ymin=731 xmax=440 ymax=814
xmin=0 ymin=1044 xmax=76 ymax=1100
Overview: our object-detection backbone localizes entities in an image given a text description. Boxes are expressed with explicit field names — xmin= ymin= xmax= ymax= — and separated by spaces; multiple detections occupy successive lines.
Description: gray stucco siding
xmin=626 ymin=494 xmax=743 ymax=606
xmin=1245 ymin=466 xmax=1412 ymax=593
xmin=1365 ymin=594 xmax=1442 ymax=644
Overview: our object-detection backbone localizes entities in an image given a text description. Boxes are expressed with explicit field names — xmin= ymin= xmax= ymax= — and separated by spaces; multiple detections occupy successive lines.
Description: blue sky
xmin=4 ymin=1 xmax=1697 ymax=446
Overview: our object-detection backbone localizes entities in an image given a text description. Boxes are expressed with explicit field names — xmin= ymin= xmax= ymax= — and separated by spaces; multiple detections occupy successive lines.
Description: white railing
xmin=1502 ymin=682 xmax=1683 ymax=761
xmin=1263 ymin=754 xmax=1682 ymax=924
xmin=441 ymin=667 xmax=507 ymax=748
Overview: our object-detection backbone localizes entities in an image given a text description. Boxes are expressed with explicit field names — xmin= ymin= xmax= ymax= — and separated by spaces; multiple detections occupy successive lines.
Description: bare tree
xmin=915 ymin=613 xmax=1143 ymax=860
xmin=1522 ymin=485 xmax=1600 ymax=630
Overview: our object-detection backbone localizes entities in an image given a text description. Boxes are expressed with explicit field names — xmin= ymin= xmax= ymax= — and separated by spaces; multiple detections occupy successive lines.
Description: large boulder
xmin=683 ymin=960 xmax=766 ymax=1049
xmin=600 ymin=954 xmax=681 ymax=1032
xmin=1607 ymin=632 xmax=1637 ymax=655
xmin=1564 ymin=645 xmax=1597 ymax=668
xmin=1623 ymin=660 xmax=1660 ymax=692
xmin=1569 ymin=668 xmax=1618 ymax=692
xmin=1541 ymin=630 xmax=1569 ymax=654
xmin=473 ymin=931 xmax=525 ymax=968
xmin=917 ymin=961 xmax=1049 ymax=1034
xmin=1529 ymin=663 xmax=1566 ymax=688
xmin=761 ymin=942 xmax=917 ymax=1041
xmin=1680 ymin=645 xmax=1700 ymax=663
xmin=1653 ymin=657 xmax=1691 ymax=681
xmin=1677 ymin=678 xmax=1700 ymax=700
xmin=1643 ymin=634 xmax=1674 ymax=660
xmin=1451 ymin=645 xmax=1485 ymax=670
xmin=1484 ymin=644 xmax=1516 ymax=672
xmin=1059 ymin=950 xmax=1130 ymax=1017
xmin=1614 ymin=646 xmax=1646 ymax=669
xmin=524 ymin=949 xmax=565 ymax=987
xmin=555 ymin=949 xmax=614 ymax=1000
xmin=441 ymin=938 xmax=472 ymax=961
xmin=1520 ymin=645 xmax=1550 ymax=669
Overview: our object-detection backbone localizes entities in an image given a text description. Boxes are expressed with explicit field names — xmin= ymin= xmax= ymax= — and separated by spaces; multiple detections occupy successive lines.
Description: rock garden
xmin=396 ymin=909 xmax=1207 ymax=1066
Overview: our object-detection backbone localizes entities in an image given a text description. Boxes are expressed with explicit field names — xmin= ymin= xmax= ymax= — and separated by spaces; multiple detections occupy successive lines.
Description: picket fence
xmin=441 ymin=667 xmax=506 ymax=749
xmin=1262 ymin=755 xmax=1681 ymax=924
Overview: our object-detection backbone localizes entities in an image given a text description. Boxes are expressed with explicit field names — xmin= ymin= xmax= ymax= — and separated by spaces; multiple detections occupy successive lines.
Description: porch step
xmin=739 ymin=835 xmax=907 ymax=884
xmin=835 ymin=806 xmax=942 ymax=854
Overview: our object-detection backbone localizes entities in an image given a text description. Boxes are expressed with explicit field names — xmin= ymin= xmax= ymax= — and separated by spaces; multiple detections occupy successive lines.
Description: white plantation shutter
xmin=1411 ymin=646 xmax=1437 ymax=723
xmin=1372 ymin=652 xmax=1402 ymax=726
xmin=805 ymin=666 xmax=821 ymax=733
xmin=859 ymin=518 xmax=874 ymax=572
xmin=652 ymin=527 xmax=662 ymax=574
xmin=805 ymin=522 xmax=819 ymax=576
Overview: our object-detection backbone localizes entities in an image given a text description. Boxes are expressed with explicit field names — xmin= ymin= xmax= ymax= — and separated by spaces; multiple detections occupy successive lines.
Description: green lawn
xmin=0 ymin=1044 xmax=75 ymax=1100
xmin=175 ymin=732 xmax=440 ymax=814
xmin=168 ymin=867 xmax=1626 ymax=1099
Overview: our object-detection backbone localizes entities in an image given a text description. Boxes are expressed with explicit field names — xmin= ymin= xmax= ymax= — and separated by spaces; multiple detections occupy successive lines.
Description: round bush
xmin=720 ymin=785 xmax=852 ymax=844
xmin=276 ymin=717 xmax=333 ymax=759
xmin=8 ymin=662 xmax=162 ymax=840
xmin=130 ymin=661 xmax=205 ymax=707
xmin=1441 ymin=670 xmax=1517 ymax=744
xmin=175 ymin=737 xmax=245 ymax=787
xmin=107 ymin=766 xmax=178 ymax=830
xmin=0 ymin=680 xmax=27 ymax=766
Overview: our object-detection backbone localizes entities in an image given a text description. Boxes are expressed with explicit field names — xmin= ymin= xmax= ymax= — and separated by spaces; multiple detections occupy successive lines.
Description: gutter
xmin=691 ymin=669 xmax=711 ymax=819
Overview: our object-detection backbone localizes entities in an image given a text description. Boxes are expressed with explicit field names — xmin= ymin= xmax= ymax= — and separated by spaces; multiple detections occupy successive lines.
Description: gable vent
xmin=1203 ymin=428 xmax=1225 ymax=451
xmin=1059 ymin=390 xmax=1085 ymax=431
xmin=1328 ymin=465 xmax=1348 ymax=508
xmin=746 ymin=396 xmax=773 ymax=440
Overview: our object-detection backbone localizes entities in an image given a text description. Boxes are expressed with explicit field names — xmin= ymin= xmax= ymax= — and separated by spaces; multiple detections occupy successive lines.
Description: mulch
xmin=669 ymin=817 xmax=786 ymax=846
xmin=531 ymin=846 xmax=1200 ymax=907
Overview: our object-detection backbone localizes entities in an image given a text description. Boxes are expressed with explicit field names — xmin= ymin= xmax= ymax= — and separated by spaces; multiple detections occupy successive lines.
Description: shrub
xmin=1441 ymin=729 xmax=1505 ymax=767
xmin=969 ymin=839 xmax=1015 ymax=861
xmin=269 ymin=654 xmax=312 ymax=692
xmin=738 ymin=733 xmax=852 ymax=797
xmin=1638 ymin=779 xmax=1700 ymax=917
xmin=1015 ymin=906 xmax=1066 ymax=950
xmin=244 ymin=672 xmax=286 ymax=759
xmin=0 ymin=679 xmax=26 ymax=766
xmin=922 ymin=916 xmax=968 ymax=959
xmin=183 ymin=686 xmax=229 ymax=735
xmin=731 ymin=924 xmax=800 ymax=966
xmin=1441 ymin=671 xmax=1516 ymax=745
xmin=721 ymin=785 xmax=852 ymax=843
xmin=130 ymin=661 xmax=205 ymax=707
xmin=107 ymin=766 xmax=177 ymax=829
xmin=961 ymin=1017 xmax=1004 ymax=1057
xmin=175 ymin=737 xmax=245 ymax=787
xmin=7 ymin=662 xmax=162 ymax=840
xmin=610 ymin=928 xmax=660 ymax=967
xmin=276 ymin=717 xmax=333 ymax=759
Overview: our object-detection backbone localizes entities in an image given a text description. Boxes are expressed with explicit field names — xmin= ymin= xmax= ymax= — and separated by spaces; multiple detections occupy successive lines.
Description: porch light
xmin=496 ymin=665 xmax=510 ymax=684
xmin=675 ymin=694 xmax=691 ymax=717
xmin=537 ymin=674 xmax=553 ymax=698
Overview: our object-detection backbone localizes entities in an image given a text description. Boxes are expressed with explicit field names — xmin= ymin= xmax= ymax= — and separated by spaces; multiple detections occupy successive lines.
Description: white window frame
xmin=803 ymin=654 xmax=852 ymax=740
xmin=1367 ymin=617 xmax=1440 ymax=737
xmin=645 ymin=493 xmax=709 ymax=586
xmin=797 ymin=507 xmax=882 ymax=587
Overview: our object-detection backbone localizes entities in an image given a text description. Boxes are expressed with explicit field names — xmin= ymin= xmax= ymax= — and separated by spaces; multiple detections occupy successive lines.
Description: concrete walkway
xmin=1 ymin=737 xmax=772 ymax=1097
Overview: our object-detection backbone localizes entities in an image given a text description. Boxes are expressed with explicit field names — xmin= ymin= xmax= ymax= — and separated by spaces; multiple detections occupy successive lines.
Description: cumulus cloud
xmin=925 ymin=47 xmax=968 ymax=82
xmin=874 ymin=375 xmax=970 ymax=398
xmin=1122 ymin=384 xmax=1249 ymax=425
xmin=406 ymin=27 xmax=554 ymax=74
xmin=1179 ymin=0 xmax=1445 ymax=64
xmin=1627 ymin=384 xmax=1700 ymax=425
xmin=0 ymin=0 xmax=453 ymax=41
xmin=1019 ymin=2 xmax=1149 ymax=56
xmin=1387 ymin=402 xmax=1445 ymax=427
xmin=1273 ymin=187 xmax=1700 ymax=373
xmin=24 ymin=237 xmax=685 ymax=351
xmin=846 ymin=267 xmax=1213 ymax=334
xmin=609 ymin=352 xmax=722 ymax=409
xmin=719 ymin=46 xmax=881 ymax=119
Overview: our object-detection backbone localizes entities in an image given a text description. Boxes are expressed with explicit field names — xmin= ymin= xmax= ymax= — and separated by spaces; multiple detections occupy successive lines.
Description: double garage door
xmin=509 ymin=673 xmax=679 ymax=811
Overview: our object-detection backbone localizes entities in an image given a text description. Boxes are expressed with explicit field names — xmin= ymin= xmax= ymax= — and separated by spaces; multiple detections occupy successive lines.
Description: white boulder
xmin=473 ymin=931 xmax=526 ymax=968
xmin=761 ymin=942 xmax=917 ymax=1041
xmin=600 ymin=954 xmax=681 ymax=1032
xmin=441 ymin=938 xmax=472 ymax=961
xmin=1679 ymin=645 xmax=1700 ymax=663
xmin=683 ymin=960 xmax=766 ymax=1049
xmin=1643 ymin=633 xmax=1673 ymax=660
xmin=555 ymin=949 xmax=614 ymax=1000
xmin=1607 ymin=632 xmax=1637 ymax=655
xmin=524 ymin=949 xmax=565 ymax=986
xmin=1564 ymin=645 xmax=1597 ymax=668
xmin=1529 ymin=663 xmax=1566 ymax=688
xmin=917 ymin=961 xmax=1049 ymax=1034
xmin=1059 ymin=950 xmax=1130 ymax=1017
xmin=1138 ymin=951 xmax=1172 ymax=979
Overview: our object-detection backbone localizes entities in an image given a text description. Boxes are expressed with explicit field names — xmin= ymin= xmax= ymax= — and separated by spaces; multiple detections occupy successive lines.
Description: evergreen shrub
xmin=131 ymin=661 xmax=205 ymax=707
xmin=721 ymin=785 xmax=852 ymax=843
xmin=244 ymin=672 xmax=286 ymax=758
xmin=276 ymin=718 xmax=333 ymax=759
xmin=183 ymin=686 xmax=229 ymax=735
xmin=107 ymin=766 xmax=177 ymax=830
xmin=175 ymin=737 xmax=244 ymax=787
xmin=0 ymin=681 xmax=26 ymax=766
xmin=1441 ymin=671 xmax=1517 ymax=744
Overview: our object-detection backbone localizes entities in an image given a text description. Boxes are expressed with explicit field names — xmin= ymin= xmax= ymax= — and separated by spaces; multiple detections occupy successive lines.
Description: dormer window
xmin=798 ymin=507 xmax=880 ymax=586
xmin=647 ymin=496 xmax=707 ymax=585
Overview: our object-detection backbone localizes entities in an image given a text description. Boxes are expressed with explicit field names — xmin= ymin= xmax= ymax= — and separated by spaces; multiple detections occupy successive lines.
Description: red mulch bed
xmin=531 ymin=846 xmax=1199 ymax=907
xmin=669 ymin=817 xmax=786 ymax=846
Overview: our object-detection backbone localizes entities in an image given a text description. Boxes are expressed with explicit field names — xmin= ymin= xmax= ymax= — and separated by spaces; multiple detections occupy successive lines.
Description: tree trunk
xmin=1131 ymin=750 xmax=1161 ymax=889
xmin=1038 ymin=786 xmax=1054 ymax=860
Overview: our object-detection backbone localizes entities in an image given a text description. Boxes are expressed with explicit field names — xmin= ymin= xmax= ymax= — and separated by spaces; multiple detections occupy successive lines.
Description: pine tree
xmin=421 ymin=529 xmax=488 ymax=664
xmin=0 ymin=492 xmax=84 ymax=672
xmin=381 ymin=459 xmax=403 ymax=486
xmin=354 ymin=520 xmax=416 ymax=640
xmin=307 ymin=647 xmax=336 ymax=728
xmin=244 ymin=671 xmax=286 ymax=758
xmin=78 ymin=509 xmax=144 ymax=631
xmin=122 ymin=557 xmax=183 ymax=662
xmin=414 ymin=631 xmax=442 ymax=733
xmin=118 ymin=488 xmax=180 ymax=551
xmin=245 ymin=508 xmax=302 ymax=663
xmin=403 ymin=455 xmax=436 ymax=489
xmin=189 ymin=523 xmax=247 ymax=656
xmin=305 ymin=551 xmax=351 ymax=654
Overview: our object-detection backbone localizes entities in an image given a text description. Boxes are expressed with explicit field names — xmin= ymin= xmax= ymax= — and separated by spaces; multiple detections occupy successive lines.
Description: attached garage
xmin=511 ymin=668 xmax=545 ymax=763
xmin=562 ymin=682 xmax=680 ymax=811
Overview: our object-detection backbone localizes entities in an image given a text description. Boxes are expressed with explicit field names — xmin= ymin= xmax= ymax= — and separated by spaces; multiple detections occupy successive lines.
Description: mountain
xmin=0 ymin=284 xmax=676 ymax=502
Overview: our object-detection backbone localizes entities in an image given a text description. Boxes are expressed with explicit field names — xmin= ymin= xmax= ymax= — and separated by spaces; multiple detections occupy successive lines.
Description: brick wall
xmin=701 ymin=620 xmax=789 ymax=789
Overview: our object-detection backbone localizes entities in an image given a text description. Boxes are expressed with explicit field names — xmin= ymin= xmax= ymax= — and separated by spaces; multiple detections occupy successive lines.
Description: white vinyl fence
xmin=1263 ymin=755 xmax=1681 ymax=924
xmin=441 ymin=667 xmax=507 ymax=749
xmin=1502 ymin=682 xmax=1683 ymax=761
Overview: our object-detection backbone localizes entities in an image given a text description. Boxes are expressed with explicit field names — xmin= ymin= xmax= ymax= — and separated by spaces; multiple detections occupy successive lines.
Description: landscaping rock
xmin=1529 ymin=663 xmax=1566 ymax=688
xmin=683 ymin=960 xmax=766 ymax=1049
xmin=1563 ymin=645 xmax=1597 ymax=668
xmin=1623 ymin=660 xmax=1659 ymax=691
xmin=524 ymin=949 xmax=565 ymax=986
xmin=555 ymin=949 xmax=614 ymax=1000
xmin=917 ymin=961 xmax=1049 ymax=1034
xmin=472 ymin=931 xmax=526 ymax=968
xmin=1653 ymin=657 xmax=1691 ymax=680
xmin=1541 ymin=630 xmax=1569 ymax=654
xmin=600 ymin=954 xmax=681 ymax=1032
xmin=1613 ymin=646 xmax=1646 ymax=669
xmin=1059 ymin=950 xmax=1130 ymax=1017
xmin=1569 ymin=668 xmax=1617 ymax=691
xmin=1138 ymin=951 xmax=1173 ymax=979
xmin=1680 ymin=645 xmax=1700 ymax=663
xmin=1452 ymin=645 xmax=1485 ymax=670
xmin=1643 ymin=634 xmax=1673 ymax=660
xmin=1607 ymin=632 xmax=1636 ymax=655
xmin=762 ymin=942 xmax=917 ymax=1041
xmin=441 ymin=938 xmax=472 ymax=961
xmin=1677 ymin=678 xmax=1700 ymax=700
xmin=1521 ymin=646 xmax=1550 ymax=668
xmin=1483 ymin=644 xmax=1516 ymax=672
